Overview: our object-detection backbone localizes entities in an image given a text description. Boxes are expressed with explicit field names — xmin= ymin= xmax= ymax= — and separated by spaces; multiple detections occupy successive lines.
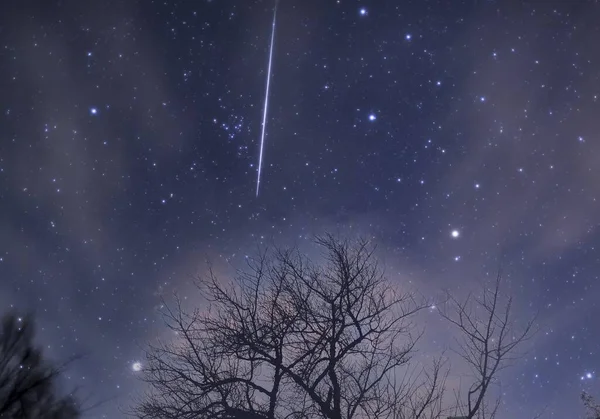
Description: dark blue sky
xmin=1 ymin=0 xmax=600 ymax=417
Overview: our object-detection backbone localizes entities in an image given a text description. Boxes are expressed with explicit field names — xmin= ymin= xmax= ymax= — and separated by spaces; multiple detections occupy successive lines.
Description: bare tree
xmin=133 ymin=234 xmax=446 ymax=419
xmin=440 ymin=272 xmax=536 ymax=419
xmin=0 ymin=311 xmax=80 ymax=418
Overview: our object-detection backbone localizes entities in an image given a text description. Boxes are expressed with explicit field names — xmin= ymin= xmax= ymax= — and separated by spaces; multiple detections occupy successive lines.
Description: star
xmin=368 ymin=113 xmax=376 ymax=121
xmin=405 ymin=34 xmax=412 ymax=40
xmin=451 ymin=230 xmax=460 ymax=238
xmin=132 ymin=362 xmax=142 ymax=372
xmin=359 ymin=8 xmax=367 ymax=16
xmin=90 ymin=107 xmax=98 ymax=115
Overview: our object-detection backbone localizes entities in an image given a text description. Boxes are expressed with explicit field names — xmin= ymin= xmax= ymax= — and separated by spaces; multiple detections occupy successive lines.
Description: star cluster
xmin=1 ymin=1 xmax=600 ymax=418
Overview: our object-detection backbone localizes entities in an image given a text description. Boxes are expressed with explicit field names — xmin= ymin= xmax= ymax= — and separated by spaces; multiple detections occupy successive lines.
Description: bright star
xmin=90 ymin=107 xmax=98 ymax=115
xmin=132 ymin=362 xmax=142 ymax=372
xmin=359 ymin=8 xmax=367 ymax=16
xmin=451 ymin=230 xmax=460 ymax=238
xmin=368 ymin=114 xmax=376 ymax=121
xmin=405 ymin=34 xmax=412 ymax=40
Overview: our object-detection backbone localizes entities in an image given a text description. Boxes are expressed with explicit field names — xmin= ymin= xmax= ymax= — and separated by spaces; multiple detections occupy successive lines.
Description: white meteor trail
xmin=256 ymin=0 xmax=278 ymax=197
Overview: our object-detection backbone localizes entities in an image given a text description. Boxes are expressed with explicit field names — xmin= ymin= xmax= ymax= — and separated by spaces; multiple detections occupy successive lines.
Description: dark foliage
xmin=0 ymin=311 xmax=80 ymax=419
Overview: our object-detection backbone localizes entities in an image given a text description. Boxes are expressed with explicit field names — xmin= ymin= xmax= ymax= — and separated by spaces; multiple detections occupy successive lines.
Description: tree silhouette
xmin=0 ymin=311 xmax=80 ymax=418
xmin=133 ymin=235 xmax=447 ymax=419
xmin=440 ymin=272 xmax=536 ymax=419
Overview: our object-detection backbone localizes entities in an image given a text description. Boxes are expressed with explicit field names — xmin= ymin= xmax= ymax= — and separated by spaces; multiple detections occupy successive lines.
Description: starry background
xmin=1 ymin=0 xmax=600 ymax=417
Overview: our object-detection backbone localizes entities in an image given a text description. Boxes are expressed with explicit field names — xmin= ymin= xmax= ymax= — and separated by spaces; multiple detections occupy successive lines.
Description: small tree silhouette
xmin=582 ymin=392 xmax=600 ymax=419
xmin=0 ymin=311 xmax=80 ymax=418
xmin=440 ymin=272 xmax=536 ymax=419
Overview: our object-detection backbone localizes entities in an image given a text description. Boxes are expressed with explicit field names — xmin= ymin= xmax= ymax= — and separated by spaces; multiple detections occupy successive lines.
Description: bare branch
xmin=439 ymin=272 xmax=537 ymax=419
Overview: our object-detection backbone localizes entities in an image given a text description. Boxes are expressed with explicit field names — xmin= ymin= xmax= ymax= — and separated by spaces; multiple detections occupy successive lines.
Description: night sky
xmin=1 ymin=0 xmax=600 ymax=417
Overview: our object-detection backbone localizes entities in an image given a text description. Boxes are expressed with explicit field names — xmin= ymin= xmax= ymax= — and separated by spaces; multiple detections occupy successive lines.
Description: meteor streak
xmin=256 ymin=0 xmax=278 ymax=197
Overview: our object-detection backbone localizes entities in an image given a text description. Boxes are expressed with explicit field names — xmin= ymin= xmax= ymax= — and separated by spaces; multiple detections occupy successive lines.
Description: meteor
xmin=256 ymin=0 xmax=278 ymax=197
